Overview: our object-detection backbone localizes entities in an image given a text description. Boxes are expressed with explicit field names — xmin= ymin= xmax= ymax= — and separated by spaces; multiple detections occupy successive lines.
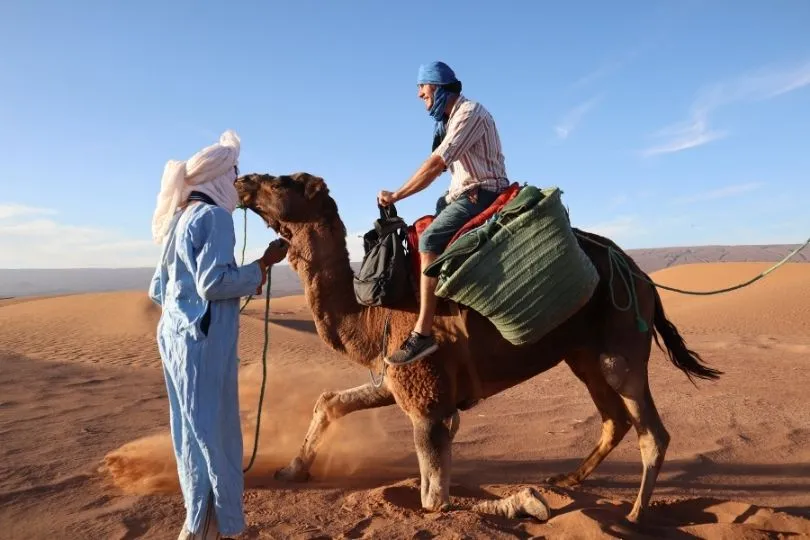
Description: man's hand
xmin=255 ymin=239 xmax=288 ymax=295
xmin=379 ymin=155 xmax=446 ymax=208
xmin=377 ymin=190 xmax=398 ymax=207
xmin=261 ymin=239 xmax=288 ymax=266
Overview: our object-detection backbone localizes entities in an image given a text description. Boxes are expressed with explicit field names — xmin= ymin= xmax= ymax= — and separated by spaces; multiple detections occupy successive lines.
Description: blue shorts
xmin=418 ymin=189 xmax=500 ymax=254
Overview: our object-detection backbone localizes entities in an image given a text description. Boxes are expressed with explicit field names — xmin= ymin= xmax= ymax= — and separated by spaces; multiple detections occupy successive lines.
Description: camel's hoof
xmin=625 ymin=510 xmax=642 ymax=524
xmin=422 ymin=503 xmax=452 ymax=513
xmin=274 ymin=458 xmax=311 ymax=483
xmin=422 ymin=496 xmax=451 ymax=513
xmin=514 ymin=488 xmax=550 ymax=521
xmin=545 ymin=473 xmax=580 ymax=488
xmin=605 ymin=518 xmax=644 ymax=538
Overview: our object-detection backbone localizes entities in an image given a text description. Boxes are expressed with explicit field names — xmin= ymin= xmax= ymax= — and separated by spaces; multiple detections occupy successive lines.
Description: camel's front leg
xmin=412 ymin=414 xmax=454 ymax=511
xmin=275 ymin=382 xmax=395 ymax=482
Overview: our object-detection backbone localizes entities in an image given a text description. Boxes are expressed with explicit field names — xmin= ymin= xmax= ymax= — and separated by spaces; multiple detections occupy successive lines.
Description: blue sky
xmin=1 ymin=1 xmax=809 ymax=268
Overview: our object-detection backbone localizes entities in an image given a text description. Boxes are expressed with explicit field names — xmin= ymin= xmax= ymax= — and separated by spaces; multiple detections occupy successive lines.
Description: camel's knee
xmin=313 ymin=391 xmax=342 ymax=420
xmin=314 ymin=385 xmax=394 ymax=422
xmin=603 ymin=416 xmax=632 ymax=446
xmin=599 ymin=354 xmax=630 ymax=392
xmin=640 ymin=427 xmax=670 ymax=462
xmin=414 ymin=420 xmax=450 ymax=464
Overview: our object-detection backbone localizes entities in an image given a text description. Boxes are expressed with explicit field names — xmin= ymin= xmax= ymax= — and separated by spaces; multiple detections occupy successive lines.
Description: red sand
xmin=1 ymin=262 xmax=809 ymax=539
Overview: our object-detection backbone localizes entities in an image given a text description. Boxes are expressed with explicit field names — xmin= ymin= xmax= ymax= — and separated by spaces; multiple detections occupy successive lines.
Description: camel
xmin=234 ymin=172 xmax=722 ymax=523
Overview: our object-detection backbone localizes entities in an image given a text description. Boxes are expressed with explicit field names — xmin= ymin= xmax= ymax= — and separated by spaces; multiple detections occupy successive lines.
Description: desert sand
xmin=1 ymin=262 xmax=809 ymax=539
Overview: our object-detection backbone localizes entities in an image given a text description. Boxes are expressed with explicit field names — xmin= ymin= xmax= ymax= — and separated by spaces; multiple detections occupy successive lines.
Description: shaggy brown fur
xmin=235 ymin=172 xmax=722 ymax=523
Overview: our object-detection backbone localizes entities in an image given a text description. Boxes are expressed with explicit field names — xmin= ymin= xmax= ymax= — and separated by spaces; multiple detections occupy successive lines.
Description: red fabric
xmin=448 ymin=183 xmax=521 ymax=245
xmin=405 ymin=183 xmax=522 ymax=288
xmin=406 ymin=214 xmax=435 ymax=286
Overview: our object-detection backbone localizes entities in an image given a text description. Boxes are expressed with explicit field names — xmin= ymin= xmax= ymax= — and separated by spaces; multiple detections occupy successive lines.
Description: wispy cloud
xmin=554 ymin=96 xmax=600 ymax=140
xmin=0 ymin=203 xmax=159 ymax=268
xmin=608 ymin=194 xmax=629 ymax=209
xmin=0 ymin=219 xmax=106 ymax=241
xmin=572 ymin=60 xmax=624 ymax=89
xmin=581 ymin=215 xmax=643 ymax=241
xmin=673 ymin=182 xmax=764 ymax=204
xmin=643 ymin=59 xmax=810 ymax=156
xmin=0 ymin=204 xmax=57 ymax=220
xmin=643 ymin=109 xmax=727 ymax=156
xmin=571 ymin=51 xmax=638 ymax=90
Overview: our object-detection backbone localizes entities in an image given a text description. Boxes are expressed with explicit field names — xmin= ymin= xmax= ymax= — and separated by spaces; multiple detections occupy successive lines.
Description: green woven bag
xmin=424 ymin=186 xmax=600 ymax=346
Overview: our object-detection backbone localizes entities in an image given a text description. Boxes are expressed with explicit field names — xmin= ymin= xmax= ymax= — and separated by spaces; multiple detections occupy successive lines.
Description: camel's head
xmin=235 ymin=172 xmax=335 ymax=235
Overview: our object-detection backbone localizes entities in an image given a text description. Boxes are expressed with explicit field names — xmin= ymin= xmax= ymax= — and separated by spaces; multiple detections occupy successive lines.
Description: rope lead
xmin=239 ymin=209 xmax=270 ymax=474
xmin=575 ymin=232 xmax=810 ymax=333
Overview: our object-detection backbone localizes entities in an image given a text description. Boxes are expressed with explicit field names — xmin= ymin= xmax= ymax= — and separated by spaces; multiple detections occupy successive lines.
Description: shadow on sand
xmin=241 ymin=453 xmax=810 ymax=537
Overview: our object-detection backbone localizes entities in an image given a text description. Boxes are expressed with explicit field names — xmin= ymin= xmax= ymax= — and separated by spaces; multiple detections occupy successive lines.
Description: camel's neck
xmin=286 ymin=220 xmax=381 ymax=367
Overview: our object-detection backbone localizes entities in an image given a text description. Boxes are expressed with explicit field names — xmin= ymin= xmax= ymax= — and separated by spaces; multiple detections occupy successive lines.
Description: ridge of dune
xmin=0 ymin=290 xmax=335 ymax=369
xmin=649 ymin=262 xmax=810 ymax=338
xmin=0 ymin=291 xmax=162 ymax=367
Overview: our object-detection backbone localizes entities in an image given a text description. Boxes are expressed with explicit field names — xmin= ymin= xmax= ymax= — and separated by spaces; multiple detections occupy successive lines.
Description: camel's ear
xmin=304 ymin=175 xmax=326 ymax=200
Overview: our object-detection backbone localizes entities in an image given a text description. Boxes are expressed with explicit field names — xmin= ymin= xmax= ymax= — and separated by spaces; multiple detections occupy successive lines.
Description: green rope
xmin=239 ymin=208 xmax=254 ymax=314
xmin=633 ymin=237 xmax=810 ymax=296
xmin=239 ymin=208 xmax=270 ymax=474
xmin=369 ymin=312 xmax=391 ymax=388
xmin=575 ymin=232 xmax=810 ymax=331
xmin=605 ymin=246 xmax=648 ymax=332
xmin=243 ymin=265 xmax=270 ymax=474
xmin=241 ymin=208 xmax=249 ymax=265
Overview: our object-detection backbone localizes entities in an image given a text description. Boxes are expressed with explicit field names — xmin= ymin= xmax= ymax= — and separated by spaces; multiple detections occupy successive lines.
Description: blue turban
xmin=417 ymin=61 xmax=458 ymax=86
xmin=416 ymin=62 xmax=460 ymax=149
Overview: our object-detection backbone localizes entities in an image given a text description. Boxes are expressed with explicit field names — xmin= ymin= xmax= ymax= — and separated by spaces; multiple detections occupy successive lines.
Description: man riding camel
xmin=378 ymin=61 xmax=510 ymax=366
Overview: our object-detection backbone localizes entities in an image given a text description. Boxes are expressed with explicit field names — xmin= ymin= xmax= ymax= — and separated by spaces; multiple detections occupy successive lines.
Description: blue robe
xmin=148 ymin=202 xmax=262 ymax=536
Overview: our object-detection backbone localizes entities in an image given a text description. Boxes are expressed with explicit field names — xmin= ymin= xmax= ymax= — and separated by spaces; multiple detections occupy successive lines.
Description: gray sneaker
xmin=384 ymin=332 xmax=438 ymax=366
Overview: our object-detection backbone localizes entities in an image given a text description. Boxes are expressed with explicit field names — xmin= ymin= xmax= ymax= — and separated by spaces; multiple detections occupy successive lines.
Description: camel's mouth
xmin=234 ymin=174 xmax=262 ymax=211
xmin=234 ymin=174 xmax=280 ymax=228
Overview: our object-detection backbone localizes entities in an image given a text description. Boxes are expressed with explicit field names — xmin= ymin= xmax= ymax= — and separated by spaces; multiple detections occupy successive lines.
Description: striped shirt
xmin=432 ymin=95 xmax=509 ymax=203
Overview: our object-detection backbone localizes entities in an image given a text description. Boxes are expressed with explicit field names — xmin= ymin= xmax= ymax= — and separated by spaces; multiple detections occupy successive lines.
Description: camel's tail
xmin=652 ymin=286 xmax=723 ymax=383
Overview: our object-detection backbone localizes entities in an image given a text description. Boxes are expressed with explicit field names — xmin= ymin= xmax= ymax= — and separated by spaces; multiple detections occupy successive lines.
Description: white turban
xmin=151 ymin=130 xmax=242 ymax=244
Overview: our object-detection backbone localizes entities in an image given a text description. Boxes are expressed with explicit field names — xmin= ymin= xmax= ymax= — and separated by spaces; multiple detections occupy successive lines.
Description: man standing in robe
xmin=149 ymin=130 xmax=287 ymax=539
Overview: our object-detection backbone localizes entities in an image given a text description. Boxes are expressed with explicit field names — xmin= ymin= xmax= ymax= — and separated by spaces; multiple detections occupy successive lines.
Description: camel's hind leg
xmin=275 ymin=383 xmax=395 ymax=481
xmin=548 ymin=351 xmax=632 ymax=487
xmin=600 ymin=353 xmax=670 ymax=523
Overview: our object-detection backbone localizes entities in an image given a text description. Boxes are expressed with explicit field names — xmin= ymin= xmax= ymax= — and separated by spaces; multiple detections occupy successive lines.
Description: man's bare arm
xmin=379 ymin=154 xmax=446 ymax=205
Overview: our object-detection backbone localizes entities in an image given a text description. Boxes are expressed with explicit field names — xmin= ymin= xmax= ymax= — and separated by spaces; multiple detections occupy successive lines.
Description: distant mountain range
xmin=0 ymin=265 xmax=314 ymax=299
xmin=1 ymin=244 xmax=806 ymax=298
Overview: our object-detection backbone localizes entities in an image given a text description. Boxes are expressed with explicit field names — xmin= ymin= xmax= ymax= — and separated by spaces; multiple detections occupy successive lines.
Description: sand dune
xmin=655 ymin=262 xmax=810 ymax=336
xmin=1 ymin=262 xmax=809 ymax=538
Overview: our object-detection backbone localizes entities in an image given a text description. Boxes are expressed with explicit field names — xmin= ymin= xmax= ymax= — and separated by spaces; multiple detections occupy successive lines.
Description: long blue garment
xmin=148 ymin=201 xmax=262 ymax=536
